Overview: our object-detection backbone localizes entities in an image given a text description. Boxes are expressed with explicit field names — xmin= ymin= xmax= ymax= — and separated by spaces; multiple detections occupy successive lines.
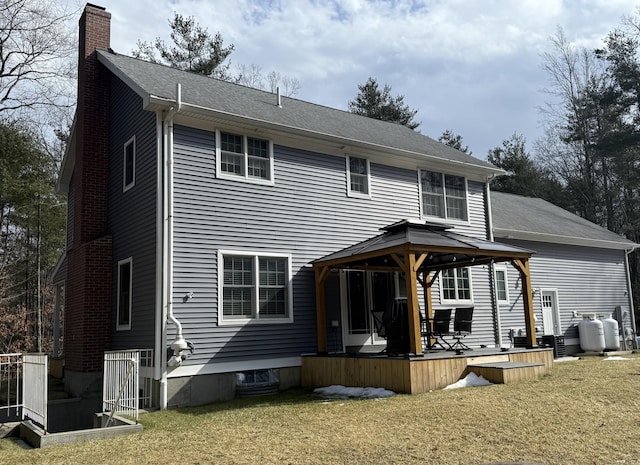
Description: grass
xmin=1 ymin=354 xmax=640 ymax=465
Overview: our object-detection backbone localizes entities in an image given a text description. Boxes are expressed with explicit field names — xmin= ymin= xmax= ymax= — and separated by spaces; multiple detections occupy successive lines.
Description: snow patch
xmin=444 ymin=372 xmax=493 ymax=390
xmin=313 ymin=385 xmax=395 ymax=399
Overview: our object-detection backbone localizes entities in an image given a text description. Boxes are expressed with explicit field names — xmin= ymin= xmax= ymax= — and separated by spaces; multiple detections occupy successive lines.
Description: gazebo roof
xmin=313 ymin=219 xmax=533 ymax=272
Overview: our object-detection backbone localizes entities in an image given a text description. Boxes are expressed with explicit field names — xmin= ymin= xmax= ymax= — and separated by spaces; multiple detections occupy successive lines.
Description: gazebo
xmin=302 ymin=220 xmax=552 ymax=394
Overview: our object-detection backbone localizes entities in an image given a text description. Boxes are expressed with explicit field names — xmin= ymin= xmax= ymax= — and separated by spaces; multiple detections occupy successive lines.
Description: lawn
xmin=1 ymin=354 xmax=639 ymax=465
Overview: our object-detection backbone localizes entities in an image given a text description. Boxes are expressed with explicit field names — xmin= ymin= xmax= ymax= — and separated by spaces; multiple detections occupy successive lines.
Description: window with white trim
xmin=217 ymin=131 xmax=274 ymax=183
xmin=123 ymin=136 xmax=135 ymax=191
xmin=494 ymin=267 xmax=509 ymax=304
xmin=346 ymin=156 xmax=371 ymax=197
xmin=419 ymin=170 xmax=468 ymax=221
xmin=117 ymin=257 xmax=132 ymax=330
xmin=219 ymin=252 xmax=292 ymax=323
xmin=440 ymin=267 xmax=473 ymax=304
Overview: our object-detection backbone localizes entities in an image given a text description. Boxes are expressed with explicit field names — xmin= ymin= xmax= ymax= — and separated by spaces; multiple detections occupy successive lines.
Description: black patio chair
xmin=423 ymin=308 xmax=453 ymax=350
xmin=449 ymin=306 xmax=474 ymax=351
xmin=372 ymin=310 xmax=387 ymax=339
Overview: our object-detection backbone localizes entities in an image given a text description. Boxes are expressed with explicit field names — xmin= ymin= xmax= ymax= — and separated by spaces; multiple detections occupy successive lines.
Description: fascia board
xmin=168 ymin=101 xmax=504 ymax=180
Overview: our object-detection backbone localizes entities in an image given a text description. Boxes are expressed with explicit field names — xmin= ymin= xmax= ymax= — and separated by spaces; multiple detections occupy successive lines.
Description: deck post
xmin=405 ymin=251 xmax=423 ymax=355
xmin=512 ymin=258 xmax=537 ymax=348
xmin=314 ymin=265 xmax=330 ymax=354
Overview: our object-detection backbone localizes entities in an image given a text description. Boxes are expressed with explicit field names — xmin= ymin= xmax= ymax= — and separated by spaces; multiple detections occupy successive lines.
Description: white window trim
xmin=494 ymin=265 xmax=510 ymax=304
xmin=117 ymin=257 xmax=133 ymax=331
xmin=215 ymin=130 xmax=275 ymax=186
xmin=123 ymin=136 xmax=136 ymax=192
xmin=439 ymin=267 xmax=474 ymax=305
xmin=417 ymin=169 xmax=470 ymax=224
xmin=346 ymin=155 xmax=372 ymax=199
xmin=217 ymin=250 xmax=293 ymax=325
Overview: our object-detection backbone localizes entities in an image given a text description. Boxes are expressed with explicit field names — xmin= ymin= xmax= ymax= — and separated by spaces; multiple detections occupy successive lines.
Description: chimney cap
xmin=85 ymin=3 xmax=106 ymax=11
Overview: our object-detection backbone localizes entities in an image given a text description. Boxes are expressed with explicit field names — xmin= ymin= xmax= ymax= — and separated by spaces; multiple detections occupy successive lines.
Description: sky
xmin=94 ymin=0 xmax=640 ymax=160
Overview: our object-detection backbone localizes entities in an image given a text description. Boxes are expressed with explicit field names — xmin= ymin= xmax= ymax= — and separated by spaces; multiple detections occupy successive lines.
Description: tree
xmin=0 ymin=0 xmax=77 ymax=115
xmin=0 ymin=120 xmax=65 ymax=353
xmin=235 ymin=64 xmax=301 ymax=97
xmin=488 ymin=133 xmax=564 ymax=205
xmin=348 ymin=77 xmax=420 ymax=129
xmin=438 ymin=129 xmax=471 ymax=154
xmin=133 ymin=13 xmax=235 ymax=79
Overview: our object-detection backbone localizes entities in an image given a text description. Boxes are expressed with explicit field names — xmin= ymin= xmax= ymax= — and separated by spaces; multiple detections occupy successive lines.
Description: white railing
xmin=103 ymin=350 xmax=139 ymax=424
xmin=22 ymin=354 xmax=48 ymax=431
xmin=0 ymin=353 xmax=22 ymax=420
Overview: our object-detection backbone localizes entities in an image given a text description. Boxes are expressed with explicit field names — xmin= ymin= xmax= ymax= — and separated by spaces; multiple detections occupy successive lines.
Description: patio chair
xmin=423 ymin=308 xmax=453 ymax=350
xmin=450 ymin=306 xmax=474 ymax=351
xmin=372 ymin=311 xmax=387 ymax=339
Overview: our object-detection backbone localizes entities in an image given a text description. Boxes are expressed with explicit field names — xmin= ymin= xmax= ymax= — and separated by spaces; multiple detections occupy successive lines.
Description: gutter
xmin=484 ymin=175 xmax=503 ymax=348
xmin=624 ymin=248 xmax=638 ymax=343
xmin=158 ymin=83 xmax=183 ymax=410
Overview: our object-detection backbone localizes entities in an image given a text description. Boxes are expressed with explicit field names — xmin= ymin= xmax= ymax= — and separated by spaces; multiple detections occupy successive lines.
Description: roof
xmin=491 ymin=191 xmax=638 ymax=250
xmin=96 ymin=49 xmax=500 ymax=175
xmin=313 ymin=219 xmax=533 ymax=271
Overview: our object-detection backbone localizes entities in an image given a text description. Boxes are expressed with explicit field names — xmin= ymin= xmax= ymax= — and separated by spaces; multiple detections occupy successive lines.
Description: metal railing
xmin=103 ymin=350 xmax=140 ymax=424
xmin=22 ymin=354 xmax=48 ymax=431
xmin=0 ymin=353 xmax=22 ymax=421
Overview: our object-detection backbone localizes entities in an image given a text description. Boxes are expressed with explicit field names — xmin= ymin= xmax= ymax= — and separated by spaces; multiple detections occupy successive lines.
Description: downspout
xmin=159 ymin=83 xmax=184 ymax=410
xmin=624 ymin=248 xmax=637 ymax=346
xmin=485 ymin=175 xmax=502 ymax=348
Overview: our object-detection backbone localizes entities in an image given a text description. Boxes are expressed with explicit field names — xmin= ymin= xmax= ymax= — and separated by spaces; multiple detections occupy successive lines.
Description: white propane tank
xmin=578 ymin=317 xmax=605 ymax=352
xmin=602 ymin=316 xmax=620 ymax=350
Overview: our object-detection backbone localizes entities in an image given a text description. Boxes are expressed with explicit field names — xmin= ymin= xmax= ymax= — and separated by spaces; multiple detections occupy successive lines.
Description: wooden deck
xmin=301 ymin=347 xmax=554 ymax=394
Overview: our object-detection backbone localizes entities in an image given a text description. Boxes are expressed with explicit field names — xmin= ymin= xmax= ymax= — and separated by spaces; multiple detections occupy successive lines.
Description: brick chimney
xmin=65 ymin=4 xmax=113 ymax=381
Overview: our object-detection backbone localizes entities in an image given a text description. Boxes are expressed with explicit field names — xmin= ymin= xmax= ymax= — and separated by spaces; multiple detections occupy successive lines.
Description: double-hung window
xmin=217 ymin=131 xmax=274 ymax=184
xmin=219 ymin=251 xmax=292 ymax=323
xmin=494 ymin=266 xmax=509 ymax=304
xmin=419 ymin=170 xmax=468 ymax=221
xmin=346 ymin=156 xmax=371 ymax=197
xmin=117 ymin=257 xmax=132 ymax=330
xmin=123 ymin=136 xmax=135 ymax=192
xmin=440 ymin=267 xmax=473 ymax=304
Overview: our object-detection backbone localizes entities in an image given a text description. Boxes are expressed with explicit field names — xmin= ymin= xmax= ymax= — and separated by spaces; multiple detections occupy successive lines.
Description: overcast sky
xmin=96 ymin=0 xmax=640 ymax=159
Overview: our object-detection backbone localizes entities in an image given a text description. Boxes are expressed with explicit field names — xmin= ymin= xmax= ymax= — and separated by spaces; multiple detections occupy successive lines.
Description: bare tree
xmin=266 ymin=71 xmax=301 ymax=97
xmin=0 ymin=0 xmax=77 ymax=115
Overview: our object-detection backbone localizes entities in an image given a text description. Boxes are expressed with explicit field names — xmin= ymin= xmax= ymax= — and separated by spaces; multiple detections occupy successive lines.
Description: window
xmin=494 ymin=267 xmax=509 ymax=304
xmin=123 ymin=136 xmax=135 ymax=191
xmin=346 ymin=156 xmax=371 ymax=197
xmin=117 ymin=257 xmax=132 ymax=330
xmin=219 ymin=252 xmax=292 ymax=323
xmin=419 ymin=170 xmax=468 ymax=221
xmin=440 ymin=267 xmax=473 ymax=304
xmin=217 ymin=131 xmax=274 ymax=183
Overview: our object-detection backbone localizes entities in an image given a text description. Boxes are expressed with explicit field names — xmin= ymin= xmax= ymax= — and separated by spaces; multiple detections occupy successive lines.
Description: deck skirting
xmin=302 ymin=348 xmax=553 ymax=394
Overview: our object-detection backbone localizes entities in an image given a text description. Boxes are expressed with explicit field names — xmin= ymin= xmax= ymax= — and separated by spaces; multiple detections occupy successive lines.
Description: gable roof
xmin=491 ymin=191 xmax=637 ymax=250
xmin=96 ymin=49 xmax=500 ymax=176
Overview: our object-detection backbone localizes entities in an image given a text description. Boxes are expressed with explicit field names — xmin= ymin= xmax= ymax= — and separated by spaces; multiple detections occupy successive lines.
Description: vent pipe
xmin=276 ymin=86 xmax=282 ymax=108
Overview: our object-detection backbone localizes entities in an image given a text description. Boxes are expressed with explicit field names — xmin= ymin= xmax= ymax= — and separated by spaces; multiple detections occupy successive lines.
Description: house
xmin=490 ymin=192 xmax=638 ymax=355
xmin=54 ymin=5 xmax=576 ymax=410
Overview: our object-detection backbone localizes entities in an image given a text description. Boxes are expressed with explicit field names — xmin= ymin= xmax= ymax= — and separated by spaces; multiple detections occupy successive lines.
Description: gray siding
xmin=171 ymin=124 xmax=497 ymax=364
xmin=497 ymin=239 xmax=632 ymax=347
xmin=428 ymin=181 xmax=497 ymax=348
xmin=107 ymin=75 xmax=158 ymax=350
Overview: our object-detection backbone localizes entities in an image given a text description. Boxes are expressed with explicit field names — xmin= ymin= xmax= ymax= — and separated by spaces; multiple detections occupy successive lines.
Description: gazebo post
xmin=314 ymin=265 xmax=330 ymax=354
xmin=511 ymin=258 xmax=537 ymax=348
xmin=405 ymin=251 xmax=423 ymax=355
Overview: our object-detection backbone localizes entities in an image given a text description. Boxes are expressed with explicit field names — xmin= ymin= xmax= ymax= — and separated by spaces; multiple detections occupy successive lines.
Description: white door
xmin=340 ymin=270 xmax=398 ymax=347
xmin=540 ymin=290 xmax=561 ymax=335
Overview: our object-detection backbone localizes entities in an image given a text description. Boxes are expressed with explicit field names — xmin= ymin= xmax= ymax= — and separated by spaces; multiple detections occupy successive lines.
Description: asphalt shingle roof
xmin=97 ymin=49 xmax=498 ymax=172
xmin=491 ymin=191 xmax=636 ymax=248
